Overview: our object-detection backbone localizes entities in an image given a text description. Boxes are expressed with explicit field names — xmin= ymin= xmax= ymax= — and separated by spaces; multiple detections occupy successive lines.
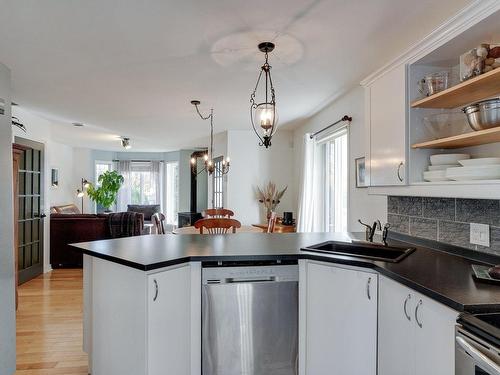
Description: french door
xmin=16 ymin=137 xmax=45 ymax=284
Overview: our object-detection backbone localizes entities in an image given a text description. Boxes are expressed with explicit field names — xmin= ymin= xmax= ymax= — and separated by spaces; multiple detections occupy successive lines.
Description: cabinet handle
xmin=366 ymin=277 xmax=372 ymax=300
xmin=415 ymin=299 xmax=423 ymax=328
xmin=397 ymin=162 xmax=404 ymax=182
xmin=153 ymin=279 xmax=159 ymax=301
xmin=403 ymin=294 xmax=411 ymax=321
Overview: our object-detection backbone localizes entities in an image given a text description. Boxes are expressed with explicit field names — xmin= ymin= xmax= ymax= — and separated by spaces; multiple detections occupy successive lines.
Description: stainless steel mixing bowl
xmin=463 ymin=98 xmax=500 ymax=131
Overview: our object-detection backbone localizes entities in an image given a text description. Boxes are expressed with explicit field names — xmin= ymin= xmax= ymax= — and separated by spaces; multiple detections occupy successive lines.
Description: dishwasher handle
xmin=225 ymin=276 xmax=276 ymax=283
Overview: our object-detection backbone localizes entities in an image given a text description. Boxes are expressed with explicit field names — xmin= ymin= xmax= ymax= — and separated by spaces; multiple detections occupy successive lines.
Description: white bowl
xmin=430 ymin=153 xmax=470 ymax=165
xmin=459 ymin=158 xmax=500 ymax=166
xmin=428 ymin=164 xmax=459 ymax=171
xmin=446 ymin=165 xmax=500 ymax=180
xmin=423 ymin=170 xmax=449 ymax=182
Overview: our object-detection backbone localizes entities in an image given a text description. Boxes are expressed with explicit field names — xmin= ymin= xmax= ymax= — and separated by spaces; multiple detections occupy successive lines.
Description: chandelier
xmin=190 ymin=100 xmax=230 ymax=175
xmin=250 ymin=42 xmax=278 ymax=148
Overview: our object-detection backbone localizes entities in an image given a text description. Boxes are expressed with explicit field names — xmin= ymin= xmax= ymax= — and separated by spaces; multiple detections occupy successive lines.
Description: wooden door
xmin=369 ymin=63 xmax=407 ymax=186
xmin=13 ymin=144 xmax=25 ymax=309
xmin=305 ymin=262 xmax=378 ymax=375
xmin=15 ymin=137 xmax=45 ymax=284
xmin=378 ymin=276 xmax=416 ymax=375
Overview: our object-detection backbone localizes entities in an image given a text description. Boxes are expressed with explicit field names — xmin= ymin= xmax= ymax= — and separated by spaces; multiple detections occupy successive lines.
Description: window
xmin=319 ymin=128 xmax=348 ymax=232
xmin=129 ymin=162 xmax=160 ymax=205
xmin=165 ymin=162 xmax=179 ymax=225
xmin=116 ymin=161 xmax=163 ymax=213
xmin=95 ymin=161 xmax=113 ymax=184
xmin=212 ymin=156 xmax=225 ymax=208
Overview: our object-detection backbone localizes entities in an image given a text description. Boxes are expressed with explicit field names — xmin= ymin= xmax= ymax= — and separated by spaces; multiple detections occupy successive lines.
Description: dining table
xmin=172 ymin=225 xmax=264 ymax=234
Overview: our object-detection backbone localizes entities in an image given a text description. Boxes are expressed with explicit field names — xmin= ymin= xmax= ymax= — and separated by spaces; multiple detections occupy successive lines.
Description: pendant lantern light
xmin=250 ymin=42 xmax=278 ymax=148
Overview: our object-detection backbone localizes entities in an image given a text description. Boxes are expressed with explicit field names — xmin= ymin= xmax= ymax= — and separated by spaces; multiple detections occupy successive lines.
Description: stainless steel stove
xmin=456 ymin=313 xmax=500 ymax=375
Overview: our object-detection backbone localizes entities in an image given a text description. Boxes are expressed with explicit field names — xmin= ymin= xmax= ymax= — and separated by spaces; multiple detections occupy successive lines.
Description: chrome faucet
xmin=358 ymin=219 xmax=386 ymax=243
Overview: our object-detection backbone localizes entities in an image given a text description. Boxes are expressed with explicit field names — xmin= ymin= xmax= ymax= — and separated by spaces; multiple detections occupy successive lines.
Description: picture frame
xmin=51 ymin=168 xmax=59 ymax=187
xmin=355 ymin=157 xmax=367 ymax=188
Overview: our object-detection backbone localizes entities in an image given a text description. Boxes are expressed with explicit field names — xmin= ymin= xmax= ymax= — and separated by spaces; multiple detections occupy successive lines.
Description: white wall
xmin=48 ymin=142 xmax=76 ymax=206
xmin=292 ymin=86 xmax=387 ymax=232
xmin=225 ymin=129 xmax=294 ymax=224
xmin=0 ymin=62 xmax=15 ymax=375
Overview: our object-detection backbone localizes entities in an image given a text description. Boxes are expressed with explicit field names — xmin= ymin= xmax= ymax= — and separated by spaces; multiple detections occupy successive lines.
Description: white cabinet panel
xmin=378 ymin=276 xmax=458 ymax=375
xmin=369 ymin=64 xmax=407 ymax=186
xmin=305 ymin=262 xmax=377 ymax=375
xmin=148 ymin=265 xmax=192 ymax=375
xmin=414 ymin=293 xmax=457 ymax=375
xmin=378 ymin=276 xmax=415 ymax=375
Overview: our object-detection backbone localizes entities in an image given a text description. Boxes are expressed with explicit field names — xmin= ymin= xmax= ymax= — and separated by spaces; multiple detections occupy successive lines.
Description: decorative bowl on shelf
xmin=463 ymin=98 xmax=500 ymax=131
xmin=423 ymin=111 xmax=471 ymax=139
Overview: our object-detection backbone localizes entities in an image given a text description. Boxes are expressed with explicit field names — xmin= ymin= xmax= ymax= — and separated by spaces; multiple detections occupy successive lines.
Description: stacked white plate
xmin=423 ymin=154 xmax=470 ymax=182
xmin=446 ymin=158 xmax=500 ymax=181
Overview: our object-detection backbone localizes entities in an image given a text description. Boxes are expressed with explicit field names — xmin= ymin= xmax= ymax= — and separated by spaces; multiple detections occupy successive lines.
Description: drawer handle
xmin=415 ymin=299 xmax=423 ymax=328
xmin=397 ymin=162 xmax=404 ymax=182
xmin=403 ymin=294 xmax=411 ymax=321
xmin=153 ymin=279 xmax=159 ymax=301
xmin=366 ymin=277 xmax=372 ymax=300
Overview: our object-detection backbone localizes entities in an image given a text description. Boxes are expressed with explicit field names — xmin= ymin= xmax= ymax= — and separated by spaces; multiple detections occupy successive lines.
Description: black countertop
xmin=71 ymin=232 xmax=500 ymax=313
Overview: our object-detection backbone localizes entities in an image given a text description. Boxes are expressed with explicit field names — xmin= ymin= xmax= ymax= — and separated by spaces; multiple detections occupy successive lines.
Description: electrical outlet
xmin=470 ymin=223 xmax=490 ymax=247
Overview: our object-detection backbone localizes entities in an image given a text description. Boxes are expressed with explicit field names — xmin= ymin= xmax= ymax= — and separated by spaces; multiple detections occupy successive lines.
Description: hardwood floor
xmin=16 ymin=269 xmax=88 ymax=375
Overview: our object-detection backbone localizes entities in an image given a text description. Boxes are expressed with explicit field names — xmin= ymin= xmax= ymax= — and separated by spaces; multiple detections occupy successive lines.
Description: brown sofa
xmin=50 ymin=212 xmax=144 ymax=268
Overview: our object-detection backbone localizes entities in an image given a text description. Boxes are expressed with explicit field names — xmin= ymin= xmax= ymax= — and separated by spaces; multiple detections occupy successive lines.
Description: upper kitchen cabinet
xmin=365 ymin=63 xmax=408 ymax=186
xmin=364 ymin=3 xmax=500 ymax=198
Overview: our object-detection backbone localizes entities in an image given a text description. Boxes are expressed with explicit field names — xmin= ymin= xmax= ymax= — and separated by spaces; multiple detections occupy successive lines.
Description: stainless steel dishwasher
xmin=202 ymin=261 xmax=299 ymax=375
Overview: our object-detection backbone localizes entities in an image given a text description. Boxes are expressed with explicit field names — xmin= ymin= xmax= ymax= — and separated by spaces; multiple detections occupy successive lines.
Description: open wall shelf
xmin=411 ymin=68 xmax=500 ymax=109
xmin=412 ymin=127 xmax=500 ymax=149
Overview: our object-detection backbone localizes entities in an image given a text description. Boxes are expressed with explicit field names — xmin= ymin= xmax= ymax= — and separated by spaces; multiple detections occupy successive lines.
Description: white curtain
xmin=297 ymin=134 xmax=324 ymax=232
xmin=117 ymin=160 xmax=131 ymax=212
xmin=151 ymin=160 xmax=163 ymax=212
xmin=116 ymin=160 xmax=163 ymax=212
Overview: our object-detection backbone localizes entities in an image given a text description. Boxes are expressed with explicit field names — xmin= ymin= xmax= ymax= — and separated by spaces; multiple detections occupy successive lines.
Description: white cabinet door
xmin=369 ymin=63 xmax=407 ymax=186
xmin=414 ymin=293 xmax=458 ymax=375
xmin=148 ymin=265 xmax=192 ymax=375
xmin=305 ymin=262 xmax=377 ymax=375
xmin=378 ymin=276 xmax=415 ymax=375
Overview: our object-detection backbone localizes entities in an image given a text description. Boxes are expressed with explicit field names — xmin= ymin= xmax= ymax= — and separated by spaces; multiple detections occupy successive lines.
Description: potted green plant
xmin=86 ymin=171 xmax=124 ymax=212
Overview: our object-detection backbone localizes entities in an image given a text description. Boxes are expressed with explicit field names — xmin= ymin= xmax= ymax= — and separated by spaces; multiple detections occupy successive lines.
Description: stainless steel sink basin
xmin=301 ymin=240 xmax=415 ymax=263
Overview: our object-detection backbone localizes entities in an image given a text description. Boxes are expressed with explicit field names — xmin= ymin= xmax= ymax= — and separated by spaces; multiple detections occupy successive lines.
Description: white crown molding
xmin=360 ymin=0 xmax=500 ymax=86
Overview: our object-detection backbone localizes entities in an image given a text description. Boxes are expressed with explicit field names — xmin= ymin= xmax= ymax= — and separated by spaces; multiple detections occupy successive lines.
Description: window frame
xmin=212 ymin=156 xmax=224 ymax=209
xmin=316 ymin=126 xmax=349 ymax=233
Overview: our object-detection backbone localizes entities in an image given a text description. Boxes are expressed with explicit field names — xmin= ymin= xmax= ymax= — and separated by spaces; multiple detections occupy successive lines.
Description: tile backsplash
xmin=387 ymin=196 xmax=500 ymax=256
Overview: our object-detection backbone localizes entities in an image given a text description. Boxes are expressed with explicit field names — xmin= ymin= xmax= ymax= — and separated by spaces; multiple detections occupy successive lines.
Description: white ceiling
xmin=0 ymin=0 xmax=473 ymax=151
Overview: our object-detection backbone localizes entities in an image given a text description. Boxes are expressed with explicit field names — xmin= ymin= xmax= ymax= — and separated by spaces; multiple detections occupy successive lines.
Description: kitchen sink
xmin=301 ymin=241 xmax=415 ymax=263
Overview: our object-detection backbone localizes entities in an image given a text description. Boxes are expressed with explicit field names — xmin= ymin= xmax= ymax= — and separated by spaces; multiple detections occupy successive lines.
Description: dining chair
xmin=267 ymin=212 xmax=277 ymax=233
xmin=203 ymin=208 xmax=235 ymax=218
xmin=152 ymin=212 xmax=166 ymax=234
xmin=194 ymin=218 xmax=241 ymax=234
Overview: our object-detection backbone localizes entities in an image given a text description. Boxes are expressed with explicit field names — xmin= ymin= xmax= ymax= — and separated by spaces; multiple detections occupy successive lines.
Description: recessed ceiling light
xmin=72 ymin=122 xmax=84 ymax=127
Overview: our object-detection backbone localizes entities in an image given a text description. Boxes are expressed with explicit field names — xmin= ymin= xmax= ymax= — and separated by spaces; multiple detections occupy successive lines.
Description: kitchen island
xmin=73 ymin=232 xmax=500 ymax=375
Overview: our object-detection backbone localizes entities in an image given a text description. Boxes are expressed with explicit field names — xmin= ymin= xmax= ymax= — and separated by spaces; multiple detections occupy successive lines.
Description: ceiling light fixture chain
xmin=190 ymin=100 xmax=230 ymax=176
xmin=250 ymin=41 xmax=278 ymax=148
